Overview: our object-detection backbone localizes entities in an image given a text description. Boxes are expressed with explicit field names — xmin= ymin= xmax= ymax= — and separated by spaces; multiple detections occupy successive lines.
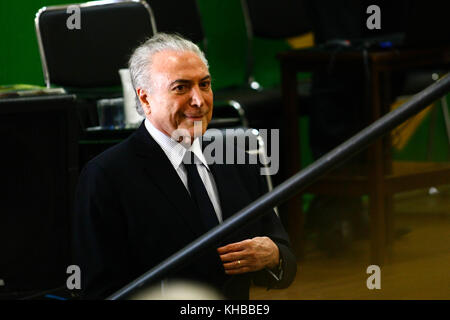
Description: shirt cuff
xmin=264 ymin=256 xmax=284 ymax=282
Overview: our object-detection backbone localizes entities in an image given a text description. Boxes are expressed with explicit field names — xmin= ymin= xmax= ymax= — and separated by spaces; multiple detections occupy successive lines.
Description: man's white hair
xmin=128 ymin=33 xmax=209 ymax=116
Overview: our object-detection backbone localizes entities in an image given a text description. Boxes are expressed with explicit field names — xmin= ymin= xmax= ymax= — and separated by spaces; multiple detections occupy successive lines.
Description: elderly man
xmin=72 ymin=33 xmax=296 ymax=299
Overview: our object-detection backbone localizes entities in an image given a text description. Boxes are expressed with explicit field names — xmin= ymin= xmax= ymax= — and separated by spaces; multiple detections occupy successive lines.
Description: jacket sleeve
xmin=71 ymin=161 xmax=134 ymax=299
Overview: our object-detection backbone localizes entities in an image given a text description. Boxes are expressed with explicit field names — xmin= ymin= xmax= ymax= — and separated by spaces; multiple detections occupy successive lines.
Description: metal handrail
xmin=107 ymin=73 xmax=450 ymax=300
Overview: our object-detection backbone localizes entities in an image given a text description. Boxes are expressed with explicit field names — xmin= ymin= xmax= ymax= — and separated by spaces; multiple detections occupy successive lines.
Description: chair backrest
xmin=35 ymin=0 xmax=156 ymax=88
xmin=240 ymin=0 xmax=312 ymax=85
xmin=241 ymin=0 xmax=311 ymax=39
xmin=203 ymin=127 xmax=279 ymax=214
xmin=145 ymin=0 xmax=205 ymax=45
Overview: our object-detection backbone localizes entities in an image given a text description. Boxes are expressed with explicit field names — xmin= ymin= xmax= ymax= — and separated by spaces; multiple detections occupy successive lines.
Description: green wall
xmin=0 ymin=0 xmax=75 ymax=86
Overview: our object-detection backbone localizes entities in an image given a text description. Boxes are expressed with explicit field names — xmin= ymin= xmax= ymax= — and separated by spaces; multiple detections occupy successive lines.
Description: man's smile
xmin=184 ymin=113 xmax=206 ymax=120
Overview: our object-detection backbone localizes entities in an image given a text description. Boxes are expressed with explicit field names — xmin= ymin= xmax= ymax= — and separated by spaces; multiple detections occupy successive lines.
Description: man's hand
xmin=217 ymin=237 xmax=279 ymax=275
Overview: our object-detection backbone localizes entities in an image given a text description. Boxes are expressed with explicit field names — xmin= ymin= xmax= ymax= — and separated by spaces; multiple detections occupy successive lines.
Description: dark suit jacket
xmin=72 ymin=122 xmax=296 ymax=299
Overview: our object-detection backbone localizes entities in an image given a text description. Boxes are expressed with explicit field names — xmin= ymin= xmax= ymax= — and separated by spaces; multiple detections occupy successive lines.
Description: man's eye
xmin=200 ymin=81 xmax=211 ymax=89
xmin=173 ymin=85 xmax=187 ymax=92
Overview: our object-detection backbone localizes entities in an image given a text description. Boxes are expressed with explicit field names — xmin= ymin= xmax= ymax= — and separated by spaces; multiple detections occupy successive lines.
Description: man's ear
xmin=137 ymin=87 xmax=151 ymax=116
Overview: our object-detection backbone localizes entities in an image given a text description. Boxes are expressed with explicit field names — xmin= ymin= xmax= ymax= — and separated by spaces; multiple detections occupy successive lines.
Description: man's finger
xmin=216 ymin=240 xmax=248 ymax=254
xmin=225 ymin=267 xmax=250 ymax=275
xmin=222 ymin=259 xmax=245 ymax=270
xmin=219 ymin=252 xmax=244 ymax=262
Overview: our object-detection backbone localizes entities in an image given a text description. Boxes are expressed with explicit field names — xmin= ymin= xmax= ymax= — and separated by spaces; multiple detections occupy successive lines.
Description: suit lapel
xmin=129 ymin=123 xmax=205 ymax=238
xmin=209 ymin=162 xmax=252 ymax=222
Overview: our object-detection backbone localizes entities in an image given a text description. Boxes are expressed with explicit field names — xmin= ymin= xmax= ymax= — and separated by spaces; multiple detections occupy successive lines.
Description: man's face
xmin=137 ymin=50 xmax=213 ymax=141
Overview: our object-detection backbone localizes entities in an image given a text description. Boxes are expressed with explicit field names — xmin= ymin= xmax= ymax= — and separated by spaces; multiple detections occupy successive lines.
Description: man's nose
xmin=190 ymin=86 xmax=205 ymax=107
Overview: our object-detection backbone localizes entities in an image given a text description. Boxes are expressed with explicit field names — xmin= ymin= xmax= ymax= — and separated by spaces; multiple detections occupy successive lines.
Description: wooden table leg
xmin=380 ymin=71 xmax=395 ymax=250
xmin=385 ymin=194 xmax=395 ymax=264
xmin=369 ymin=70 xmax=386 ymax=266
xmin=368 ymin=139 xmax=387 ymax=266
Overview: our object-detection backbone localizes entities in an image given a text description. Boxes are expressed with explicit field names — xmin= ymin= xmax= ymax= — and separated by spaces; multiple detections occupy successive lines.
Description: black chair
xmin=241 ymin=0 xmax=310 ymax=40
xmin=35 ymin=0 xmax=156 ymax=90
xmin=203 ymin=127 xmax=280 ymax=216
xmin=148 ymin=0 xmax=204 ymax=46
xmin=240 ymin=0 xmax=311 ymax=83
xmin=35 ymin=0 xmax=156 ymax=129
xmin=240 ymin=0 xmax=313 ymax=118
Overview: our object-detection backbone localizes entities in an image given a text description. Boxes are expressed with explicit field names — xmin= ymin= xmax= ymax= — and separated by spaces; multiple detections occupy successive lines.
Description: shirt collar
xmin=144 ymin=119 xmax=210 ymax=171
xmin=189 ymin=137 xmax=210 ymax=171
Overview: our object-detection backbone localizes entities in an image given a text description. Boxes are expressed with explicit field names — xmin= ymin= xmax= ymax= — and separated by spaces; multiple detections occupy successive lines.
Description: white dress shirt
xmin=144 ymin=119 xmax=223 ymax=223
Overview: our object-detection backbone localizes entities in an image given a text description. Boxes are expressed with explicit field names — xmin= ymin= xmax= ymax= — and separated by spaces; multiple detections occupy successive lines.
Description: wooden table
xmin=277 ymin=46 xmax=450 ymax=264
